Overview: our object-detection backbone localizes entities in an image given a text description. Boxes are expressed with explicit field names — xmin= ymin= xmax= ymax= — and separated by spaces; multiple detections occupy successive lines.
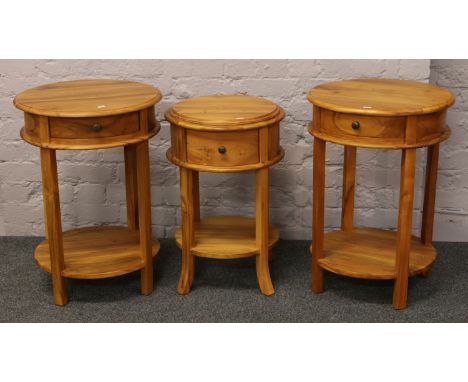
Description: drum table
xmin=14 ymin=79 xmax=162 ymax=305
xmin=166 ymin=95 xmax=285 ymax=295
xmin=307 ymin=78 xmax=454 ymax=309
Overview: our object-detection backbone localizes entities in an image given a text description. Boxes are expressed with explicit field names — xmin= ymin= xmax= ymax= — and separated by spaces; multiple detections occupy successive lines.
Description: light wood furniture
xmin=166 ymin=95 xmax=285 ymax=295
xmin=308 ymin=78 xmax=455 ymax=309
xmin=14 ymin=79 xmax=162 ymax=305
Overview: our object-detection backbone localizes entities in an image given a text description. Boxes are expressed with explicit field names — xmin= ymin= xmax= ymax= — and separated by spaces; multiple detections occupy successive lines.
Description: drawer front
xmin=49 ymin=112 xmax=139 ymax=139
xmin=186 ymin=130 xmax=259 ymax=167
xmin=321 ymin=110 xmax=406 ymax=140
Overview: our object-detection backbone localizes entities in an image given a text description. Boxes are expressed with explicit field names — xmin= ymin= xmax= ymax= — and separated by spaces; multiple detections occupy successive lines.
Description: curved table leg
xmin=256 ymin=167 xmax=275 ymax=296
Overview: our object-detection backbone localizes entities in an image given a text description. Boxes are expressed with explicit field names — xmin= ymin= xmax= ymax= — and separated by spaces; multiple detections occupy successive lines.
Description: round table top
xmin=307 ymin=78 xmax=455 ymax=116
xmin=165 ymin=94 xmax=285 ymax=130
xmin=14 ymin=79 xmax=162 ymax=118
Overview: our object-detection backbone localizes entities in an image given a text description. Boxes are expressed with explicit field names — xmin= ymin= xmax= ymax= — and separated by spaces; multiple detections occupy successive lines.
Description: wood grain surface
xmin=35 ymin=226 xmax=159 ymax=279
xmin=307 ymin=78 xmax=454 ymax=309
xmin=14 ymin=79 xmax=161 ymax=117
xmin=308 ymin=78 xmax=455 ymax=116
xmin=175 ymin=216 xmax=279 ymax=259
xmin=40 ymin=148 xmax=67 ymax=305
xmin=165 ymin=94 xmax=285 ymax=130
xmin=49 ymin=112 xmax=139 ymax=139
xmin=317 ymin=228 xmax=436 ymax=280
xmin=186 ymin=129 xmax=259 ymax=167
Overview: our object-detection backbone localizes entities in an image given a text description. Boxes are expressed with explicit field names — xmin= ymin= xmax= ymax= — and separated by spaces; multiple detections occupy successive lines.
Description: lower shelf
xmin=312 ymin=228 xmax=436 ymax=280
xmin=175 ymin=215 xmax=280 ymax=259
xmin=35 ymin=226 xmax=160 ymax=279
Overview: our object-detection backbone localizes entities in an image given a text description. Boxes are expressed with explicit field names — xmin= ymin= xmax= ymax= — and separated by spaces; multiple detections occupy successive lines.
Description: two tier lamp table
xmin=166 ymin=95 xmax=285 ymax=295
xmin=14 ymin=79 xmax=162 ymax=305
xmin=307 ymin=78 xmax=454 ymax=309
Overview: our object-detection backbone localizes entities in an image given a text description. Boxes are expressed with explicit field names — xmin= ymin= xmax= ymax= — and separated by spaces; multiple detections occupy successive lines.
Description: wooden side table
xmin=166 ymin=95 xmax=285 ymax=295
xmin=13 ymin=79 xmax=162 ymax=305
xmin=307 ymin=78 xmax=455 ymax=309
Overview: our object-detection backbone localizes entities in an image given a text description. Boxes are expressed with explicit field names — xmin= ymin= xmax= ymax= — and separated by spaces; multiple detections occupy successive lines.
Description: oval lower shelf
xmin=312 ymin=228 xmax=436 ymax=280
xmin=34 ymin=226 xmax=160 ymax=279
xmin=175 ymin=215 xmax=280 ymax=259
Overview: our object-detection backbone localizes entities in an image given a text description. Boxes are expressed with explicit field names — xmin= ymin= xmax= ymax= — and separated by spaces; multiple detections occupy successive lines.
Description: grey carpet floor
xmin=0 ymin=236 xmax=467 ymax=322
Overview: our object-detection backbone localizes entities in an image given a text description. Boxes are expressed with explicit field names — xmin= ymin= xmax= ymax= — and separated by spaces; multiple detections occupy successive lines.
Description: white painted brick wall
xmin=2 ymin=59 xmax=464 ymax=241
xmin=429 ymin=60 xmax=468 ymax=240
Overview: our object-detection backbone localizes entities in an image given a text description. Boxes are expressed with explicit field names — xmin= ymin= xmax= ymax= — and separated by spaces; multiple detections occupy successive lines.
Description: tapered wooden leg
xmin=393 ymin=148 xmax=416 ymax=309
xmin=420 ymin=144 xmax=440 ymax=277
xmin=40 ymin=148 xmax=67 ymax=306
xmin=178 ymin=167 xmax=195 ymax=294
xmin=124 ymin=144 xmax=139 ymax=230
xmin=136 ymin=140 xmax=153 ymax=295
xmin=312 ymin=138 xmax=326 ymax=293
xmin=256 ymin=167 xmax=274 ymax=296
xmin=341 ymin=146 xmax=356 ymax=231
xmin=421 ymin=144 xmax=439 ymax=245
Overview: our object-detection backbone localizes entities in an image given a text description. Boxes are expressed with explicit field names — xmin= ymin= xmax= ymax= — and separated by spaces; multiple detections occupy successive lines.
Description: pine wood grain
xmin=308 ymin=79 xmax=453 ymax=150
xmin=169 ymin=94 xmax=283 ymax=295
xmin=177 ymin=167 xmax=196 ymax=294
xmin=307 ymin=78 xmax=454 ymax=310
xmin=311 ymin=131 xmax=326 ymax=293
xmin=268 ymin=122 xmax=281 ymax=160
xmin=256 ymin=132 xmax=275 ymax=295
xmin=165 ymin=94 xmax=284 ymax=130
xmin=21 ymin=110 xmax=160 ymax=150
xmin=317 ymin=228 xmax=436 ymax=280
xmin=167 ymin=147 xmax=284 ymax=173
xmin=330 ymin=110 xmax=407 ymax=138
xmin=15 ymin=79 xmax=162 ymax=305
xmin=192 ymin=171 xmax=200 ymax=222
xmin=341 ymin=146 xmax=356 ymax=231
xmin=175 ymin=216 xmax=279 ymax=259
xmin=186 ymin=129 xmax=259 ymax=167
xmin=49 ymin=112 xmax=139 ymax=139
xmin=167 ymin=95 xmax=284 ymax=172
xmin=393 ymin=148 xmax=417 ymax=309
xmin=14 ymin=79 xmax=161 ymax=117
xmin=311 ymin=124 xmax=450 ymax=149
xmin=124 ymin=144 xmax=139 ymax=230
xmin=421 ymin=144 xmax=440 ymax=245
xmin=308 ymin=78 xmax=455 ymax=116
xmin=136 ymin=139 xmax=153 ymax=295
xmin=35 ymin=226 xmax=160 ymax=279
xmin=40 ymin=148 xmax=67 ymax=305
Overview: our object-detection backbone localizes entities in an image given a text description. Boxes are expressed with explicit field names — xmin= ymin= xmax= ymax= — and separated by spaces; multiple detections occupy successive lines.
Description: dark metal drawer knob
xmin=92 ymin=123 xmax=102 ymax=132
xmin=218 ymin=146 xmax=226 ymax=154
xmin=351 ymin=121 xmax=360 ymax=130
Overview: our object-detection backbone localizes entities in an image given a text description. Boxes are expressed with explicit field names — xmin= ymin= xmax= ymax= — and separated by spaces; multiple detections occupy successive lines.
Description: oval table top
xmin=14 ymin=79 xmax=162 ymax=118
xmin=307 ymin=78 xmax=455 ymax=116
xmin=165 ymin=94 xmax=285 ymax=131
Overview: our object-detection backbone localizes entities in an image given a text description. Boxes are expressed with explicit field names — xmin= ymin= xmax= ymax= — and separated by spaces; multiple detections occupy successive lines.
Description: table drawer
xmin=321 ymin=110 xmax=406 ymax=140
xmin=186 ymin=130 xmax=259 ymax=167
xmin=49 ymin=112 xmax=139 ymax=139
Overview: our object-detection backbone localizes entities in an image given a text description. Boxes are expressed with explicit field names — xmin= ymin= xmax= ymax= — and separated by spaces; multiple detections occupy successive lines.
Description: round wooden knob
xmin=92 ymin=123 xmax=102 ymax=132
xmin=218 ymin=146 xmax=226 ymax=154
xmin=351 ymin=121 xmax=360 ymax=130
